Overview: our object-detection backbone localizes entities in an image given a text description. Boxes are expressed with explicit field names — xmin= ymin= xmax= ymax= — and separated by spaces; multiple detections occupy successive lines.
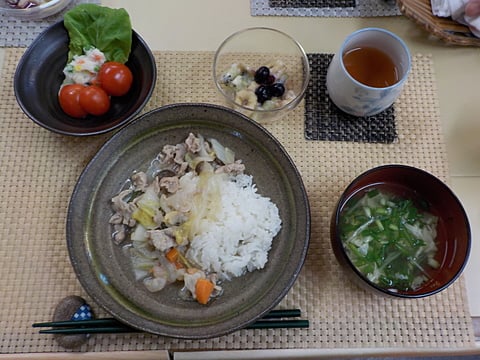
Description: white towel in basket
xmin=431 ymin=0 xmax=480 ymax=37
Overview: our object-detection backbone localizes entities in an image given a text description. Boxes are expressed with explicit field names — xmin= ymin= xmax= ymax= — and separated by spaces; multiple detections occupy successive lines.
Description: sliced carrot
xmin=165 ymin=248 xmax=179 ymax=263
xmin=174 ymin=262 xmax=184 ymax=269
xmin=195 ymin=278 xmax=214 ymax=305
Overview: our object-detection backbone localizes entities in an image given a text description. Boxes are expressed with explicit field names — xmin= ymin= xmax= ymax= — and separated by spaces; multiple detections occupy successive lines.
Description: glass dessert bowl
xmin=213 ymin=27 xmax=310 ymax=124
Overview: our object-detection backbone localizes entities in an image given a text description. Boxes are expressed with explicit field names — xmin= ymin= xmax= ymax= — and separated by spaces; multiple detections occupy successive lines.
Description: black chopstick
xmin=261 ymin=308 xmax=301 ymax=319
xmin=37 ymin=320 xmax=309 ymax=334
xmin=33 ymin=308 xmax=308 ymax=334
xmin=39 ymin=326 xmax=140 ymax=334
xmin=33 ymin=318 xmax=127 ymax=328
xmin=33 ymin=309 xmax=302 ymax=328
xmin=246 ymin=319 xmax=309 ymax=330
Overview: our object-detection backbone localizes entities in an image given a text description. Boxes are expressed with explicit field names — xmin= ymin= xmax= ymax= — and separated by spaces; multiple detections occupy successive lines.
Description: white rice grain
xmin=185 ymin=174 xmax=281 ymax=280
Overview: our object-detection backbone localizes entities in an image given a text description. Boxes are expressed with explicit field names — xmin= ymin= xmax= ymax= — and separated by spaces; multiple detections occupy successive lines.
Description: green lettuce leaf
xmin=64 ymin=4 xmax=132 ymax=63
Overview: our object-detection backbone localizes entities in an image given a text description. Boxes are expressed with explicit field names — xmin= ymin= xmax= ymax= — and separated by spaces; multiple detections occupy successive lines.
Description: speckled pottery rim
xmin=66 ymin=103 xmax=311 ymax=339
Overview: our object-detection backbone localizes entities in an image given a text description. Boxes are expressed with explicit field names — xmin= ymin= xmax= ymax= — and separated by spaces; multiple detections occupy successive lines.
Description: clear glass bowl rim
xmin=213 ymin=26 xmax=311 ymax=114
xmin=0 ymin=0 xmax=72 ymax=18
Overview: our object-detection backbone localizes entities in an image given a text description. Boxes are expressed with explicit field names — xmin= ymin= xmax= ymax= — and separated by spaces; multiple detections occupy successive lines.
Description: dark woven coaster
xmin=269 ymin=0 xmax=356 ymax=7
xmin=305 ymin=53 xmax=397 ymax=143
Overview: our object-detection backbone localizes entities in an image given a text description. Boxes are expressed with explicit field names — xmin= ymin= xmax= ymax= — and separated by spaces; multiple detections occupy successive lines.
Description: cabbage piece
xmin=132 ymin=186 xmax=161 ymax=229
xmin=131 ymin=224 xmax=147 ymax=242
xmin=196 ymin=134 xmax=215 ymax=159
xmin=184 ymin=152 xmax=214 ymax=172
xmin=129 ymin=248 xmax=156 ymax=281
xmin=209 ymin=138 xmax=235 ymax=165
xmin=143 ymin=276 xmax=167 ymax=292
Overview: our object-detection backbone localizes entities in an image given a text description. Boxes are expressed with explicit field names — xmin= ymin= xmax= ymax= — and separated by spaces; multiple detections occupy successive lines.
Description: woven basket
xmin=397 ymin=0 xmax=480 ymax=46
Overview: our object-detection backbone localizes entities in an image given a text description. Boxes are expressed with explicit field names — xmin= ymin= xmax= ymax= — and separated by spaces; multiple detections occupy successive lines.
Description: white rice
xmin=185 ymin=173 xmax=282 ymax=280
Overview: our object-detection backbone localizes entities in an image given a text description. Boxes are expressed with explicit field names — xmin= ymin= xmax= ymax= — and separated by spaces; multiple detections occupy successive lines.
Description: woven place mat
xmin=251 ymin=0 xmax=402 ymax=17
xmin=0 ymin=48 xmax=475 ymax=354
xmin=305 ymin=53 xmax=397 ymax=143
xmin=0 ymin=0 xmax=99 ymax=47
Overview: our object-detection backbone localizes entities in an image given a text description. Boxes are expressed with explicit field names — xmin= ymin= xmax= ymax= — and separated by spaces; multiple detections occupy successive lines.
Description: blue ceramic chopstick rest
xmin=71 ymin=303 xmax=93 ymax=322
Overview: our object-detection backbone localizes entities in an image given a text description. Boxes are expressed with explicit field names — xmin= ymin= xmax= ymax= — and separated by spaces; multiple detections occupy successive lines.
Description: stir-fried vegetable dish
xmin=109 ymin=133 xmax=281 ymax=305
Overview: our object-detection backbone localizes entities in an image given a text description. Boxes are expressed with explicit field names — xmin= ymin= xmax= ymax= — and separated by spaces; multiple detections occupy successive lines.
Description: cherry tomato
xmin=58 ymin=84 xmax=88 ymax=118
xmin=97 ymin=62 xmax=133 ymax=96
xmin=79 ymin=86 xmax=110 ymax=116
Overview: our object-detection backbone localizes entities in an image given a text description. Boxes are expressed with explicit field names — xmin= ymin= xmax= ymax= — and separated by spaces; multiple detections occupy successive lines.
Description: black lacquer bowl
xmin=14 ymin=21 xmax=156 ymax=136
xmin=331 ymin=164 xmax=471 ymax=298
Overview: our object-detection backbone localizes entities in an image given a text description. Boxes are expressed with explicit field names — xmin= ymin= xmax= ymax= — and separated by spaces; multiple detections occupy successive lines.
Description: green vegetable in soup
xmin=339 ymin=188 xmax=439 ymax=292
xmin=64 ymin=4 xmax=132 ymax=64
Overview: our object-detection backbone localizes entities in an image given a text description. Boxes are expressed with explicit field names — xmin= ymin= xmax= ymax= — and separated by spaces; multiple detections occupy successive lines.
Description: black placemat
xmin=305 ymin=53 xmax=397 ymax=143
xmin=0 ymin=0 xmax=100 ymax=47
xmin=252 ymin=0 xmax=401 ymax=17
xmin=270 ymin=0 xmax=356 ymax=7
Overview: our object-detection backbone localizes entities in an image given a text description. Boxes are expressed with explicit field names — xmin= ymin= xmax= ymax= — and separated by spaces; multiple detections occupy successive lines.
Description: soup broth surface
xmin=340 ymin=183 xmax=448 ymax=294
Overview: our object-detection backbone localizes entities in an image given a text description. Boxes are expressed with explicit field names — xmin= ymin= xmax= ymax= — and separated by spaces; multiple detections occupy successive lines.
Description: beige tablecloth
xmin=0 ymin=48 xmax=474 ymax=353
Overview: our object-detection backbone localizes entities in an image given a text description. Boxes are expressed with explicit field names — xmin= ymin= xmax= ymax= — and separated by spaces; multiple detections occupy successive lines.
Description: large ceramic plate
xmin=67 ymin=103 xmax=310 ymax=339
